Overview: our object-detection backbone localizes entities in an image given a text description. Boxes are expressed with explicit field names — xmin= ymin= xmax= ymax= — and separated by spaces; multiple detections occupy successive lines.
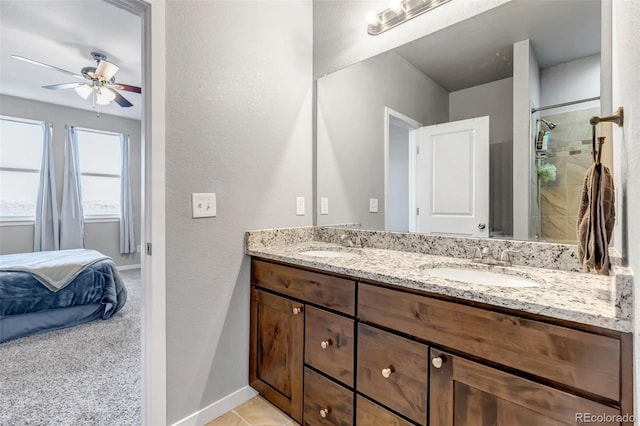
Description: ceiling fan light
xmin=74 ymin=84 xmax=93 ymax=99
xmin=96 ymin=87 xmax=116 ymax=105
xmin=95 ymin=60 xmax=119 ymax=81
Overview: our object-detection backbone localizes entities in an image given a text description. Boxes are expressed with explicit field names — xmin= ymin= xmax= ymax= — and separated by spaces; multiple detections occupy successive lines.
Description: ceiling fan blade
xmin=42 ymin=82 xmax=85 ymax=90
xmin=112 ymin=83 xmax=142 ymax=94
xmin=112 ymin=90 xmax=133 ymax=108
xmin=11 ymin=55 xmax=84 ymax=80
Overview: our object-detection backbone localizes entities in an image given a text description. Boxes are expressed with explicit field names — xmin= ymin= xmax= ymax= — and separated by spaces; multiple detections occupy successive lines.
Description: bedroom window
xmin=76 ymin=128 xmax=122 ymax=218
xmin=0 ymin=116 xmax=44 ymax=219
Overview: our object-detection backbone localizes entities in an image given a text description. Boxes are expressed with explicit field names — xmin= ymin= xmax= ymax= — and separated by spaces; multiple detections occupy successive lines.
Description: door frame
xmin=383 ymin=107 xmax=422 ymax=231
xmin=106 ymin=0 xmax=166 ymax=424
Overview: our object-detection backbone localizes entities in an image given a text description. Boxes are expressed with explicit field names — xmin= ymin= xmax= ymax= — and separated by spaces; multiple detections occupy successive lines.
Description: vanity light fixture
xmin=366 ymin=0 xmax=452 ymax=35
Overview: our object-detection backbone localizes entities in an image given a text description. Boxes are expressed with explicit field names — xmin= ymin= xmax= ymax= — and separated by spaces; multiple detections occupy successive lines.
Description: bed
xmin=0 ymin=249 xmax=127 ymax=343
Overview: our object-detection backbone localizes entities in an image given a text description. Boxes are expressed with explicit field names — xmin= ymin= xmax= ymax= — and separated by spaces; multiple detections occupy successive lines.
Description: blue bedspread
xmin=0 ymin=259 xmax=127 ymax=320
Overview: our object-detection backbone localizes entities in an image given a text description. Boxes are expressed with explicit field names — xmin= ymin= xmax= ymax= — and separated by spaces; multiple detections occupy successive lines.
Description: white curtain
xmin=33 ymin=122 xmax=59 ymax=251
xmin=120 ymin=133 xmax=136 ymax=254
xmin=60 ymin=125 xmax=84 ymax=249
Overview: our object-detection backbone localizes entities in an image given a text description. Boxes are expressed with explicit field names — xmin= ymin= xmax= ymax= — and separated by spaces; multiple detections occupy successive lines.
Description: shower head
xmin=539 ymin=118 xmax=557 ymax=130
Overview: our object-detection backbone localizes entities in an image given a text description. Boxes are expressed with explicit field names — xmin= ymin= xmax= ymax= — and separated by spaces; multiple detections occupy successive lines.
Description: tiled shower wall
xmin=535 ymin=107 xmax=599 ymax=244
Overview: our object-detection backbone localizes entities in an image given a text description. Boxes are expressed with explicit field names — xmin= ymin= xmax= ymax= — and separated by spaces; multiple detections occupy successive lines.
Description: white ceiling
xmin=0 ymin=0 xmax=142 ymax=120
xmin=395 ymin=0 xmax=601 ymax=92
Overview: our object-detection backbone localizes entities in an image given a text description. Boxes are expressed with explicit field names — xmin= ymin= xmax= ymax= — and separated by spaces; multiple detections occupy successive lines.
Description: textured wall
xmin=611 ymin=0 xmax=640 ymax=415
xmin=165 ymin=1 xmax=312 ymax=423
xmin=316 ymin=51 xmax=448 ymax=229
xmin=449 ymin=78 xmax=514 ymax=146
xmin=0 ymin=95 xmax=142 ymax=266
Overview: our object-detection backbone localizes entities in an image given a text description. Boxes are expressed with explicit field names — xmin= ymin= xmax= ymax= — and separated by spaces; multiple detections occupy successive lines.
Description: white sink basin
xmin=299 ymin=250 xmax=360 ymax=259
xmin=424 ymin=267 xmax=540 ymax=288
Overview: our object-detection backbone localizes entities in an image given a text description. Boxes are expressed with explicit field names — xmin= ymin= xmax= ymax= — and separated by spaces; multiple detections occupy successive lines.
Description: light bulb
xmin=389 ymin=0 xmax=404 ymax=13
xmin=74 ymin=84 xmax=92 ymax=99
xmin=96 ymin=87 xmax=116 ymax=105
xmin=366 ymin=11 xmax=379 ymax=25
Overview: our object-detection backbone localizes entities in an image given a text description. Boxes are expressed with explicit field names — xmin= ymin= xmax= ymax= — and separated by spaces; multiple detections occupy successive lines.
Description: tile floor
xmin=206 ymin=396 xmax=299 ymax=426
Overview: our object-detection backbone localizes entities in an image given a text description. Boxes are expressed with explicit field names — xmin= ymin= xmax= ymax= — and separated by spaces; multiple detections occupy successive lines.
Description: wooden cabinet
xmin=251 ymin=259 xmax=357 ymax=424
xmin=357 ymin=324 xmax=428 ymax=424
xmin=355 ymin=396 xmax=413 ymax=426
xmin=252 ymin=259 xmax=356 ymax=315
xmin=303 ymin=367 xmax=354 ymax=426
xmin=359 ymin=283 xmax=621 ymax=402
xmin=250 ymin=258 xmax=633 ymax=426
xmin=249 ymin=288 xmax=304 ymax=422
xmin=305 ymin=306 xmax=355 ymax=387
xmin=429 ymin=348 xmax=622 ymax=426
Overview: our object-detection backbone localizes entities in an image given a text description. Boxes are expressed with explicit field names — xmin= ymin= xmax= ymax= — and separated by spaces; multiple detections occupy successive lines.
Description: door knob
xmin=320 ymin=340 xmax=332 ymax=349
xmin=478 ymin=223 xmax=486 ymax=230
xmin=320 ymin=408 xmax=330 ymax=418
xmin=432 ymin=356 xmax=444 ymax=369
xmin=381 ymin=367 xmax=394 ymax=378
xmin=292 ymin=307 xmax=303 ymax=315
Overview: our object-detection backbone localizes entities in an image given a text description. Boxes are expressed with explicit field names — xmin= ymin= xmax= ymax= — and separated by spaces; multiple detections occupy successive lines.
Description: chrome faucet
xmin=340 ymin=234 xmax=363 ymax=248
xmin=467 ymin=246 xmax=497 ymax=265
xmin=497 ymin=249 xmax=520 ymax=267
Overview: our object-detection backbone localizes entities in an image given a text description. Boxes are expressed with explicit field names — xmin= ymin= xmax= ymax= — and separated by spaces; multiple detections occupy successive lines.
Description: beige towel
xmin=576 ymin=163 xmax=615 ymax=275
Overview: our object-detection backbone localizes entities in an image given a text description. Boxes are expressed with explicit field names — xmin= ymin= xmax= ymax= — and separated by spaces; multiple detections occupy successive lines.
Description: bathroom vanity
xmin=247 ymin=229 xmax=633 ymax=426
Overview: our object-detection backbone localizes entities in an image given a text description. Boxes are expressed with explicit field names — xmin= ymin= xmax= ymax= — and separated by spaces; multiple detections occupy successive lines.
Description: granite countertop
xmin=247 ymin=239 xmax=632 ymax=333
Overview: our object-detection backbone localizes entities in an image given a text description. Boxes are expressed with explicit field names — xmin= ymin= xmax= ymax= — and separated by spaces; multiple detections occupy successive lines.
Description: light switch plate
xmin=369 ymin=198 xmax=379 ymax=213
xmin=192 ymin=193 xmax=217 ymax=218
xmin=296 ymin=197 xmax=305 ymax=216
xmin=320 ymin=197 xmax=329 ymax=215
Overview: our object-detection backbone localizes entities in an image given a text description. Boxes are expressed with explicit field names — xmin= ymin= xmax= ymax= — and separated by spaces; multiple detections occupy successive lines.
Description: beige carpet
xmin=0 ymin=268 xmax=141 ymax=426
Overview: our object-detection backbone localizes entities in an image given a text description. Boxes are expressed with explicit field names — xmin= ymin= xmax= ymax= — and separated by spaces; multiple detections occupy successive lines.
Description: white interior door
xmin=413 ymin=116 xmax=489 ymax=237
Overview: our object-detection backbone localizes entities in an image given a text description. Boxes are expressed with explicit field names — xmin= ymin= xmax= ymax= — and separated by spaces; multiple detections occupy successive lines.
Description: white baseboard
xmin=117 ymin=264 xmax=141 ymax=271
xmin=171 ymin=386 xmax=258 ymax=426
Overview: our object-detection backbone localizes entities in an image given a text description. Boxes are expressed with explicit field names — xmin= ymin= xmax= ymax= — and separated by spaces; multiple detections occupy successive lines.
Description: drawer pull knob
xmin=381 ymin=367 xmax=394 ymax=378
xmin=432 ymin=356 xmax=444 ymax=369
xmin=292 ymin=307 xmax=303 ymax=315
xmin=320 ymin=408 xmax=330 ymax=418
xmin=320 ymin=340 xmax=332 ymax=349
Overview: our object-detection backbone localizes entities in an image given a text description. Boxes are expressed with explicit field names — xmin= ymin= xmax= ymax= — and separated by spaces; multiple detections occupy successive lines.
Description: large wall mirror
xmin=315 ymin=0 xmax=604 ymax=244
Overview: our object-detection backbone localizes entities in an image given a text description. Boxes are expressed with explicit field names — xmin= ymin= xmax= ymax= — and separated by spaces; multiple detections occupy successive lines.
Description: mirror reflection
xmin=315 ymin=0 xmax=603 ymax=243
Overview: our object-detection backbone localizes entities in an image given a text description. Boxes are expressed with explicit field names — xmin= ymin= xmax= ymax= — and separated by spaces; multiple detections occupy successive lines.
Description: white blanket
xmin=0 ymin=249 xmax=111 ymax=292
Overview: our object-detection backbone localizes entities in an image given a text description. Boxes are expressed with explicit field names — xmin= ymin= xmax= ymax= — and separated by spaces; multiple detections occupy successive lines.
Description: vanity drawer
xmin=303 ymin=367 xmax=353 ymax=426
xmin=358 ymin=283 xmax=621 ymax=402
xmin=357 ymin=323 xmax=428 ymax=425
xmin=356 ymin=396 xmax=413 ymax=426
xmin=252 ymin=259 xmax=355 ymax=315
xmin=305 ymin=306 xmax=355 ymax=386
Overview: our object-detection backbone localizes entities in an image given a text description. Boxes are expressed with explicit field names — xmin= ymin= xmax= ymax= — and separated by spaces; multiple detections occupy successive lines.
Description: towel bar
xmin=590 ymin=106 xmax=624 ymax=127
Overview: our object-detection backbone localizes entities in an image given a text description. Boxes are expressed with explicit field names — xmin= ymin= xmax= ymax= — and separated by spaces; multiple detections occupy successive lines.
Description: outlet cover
xmin=369 ymin=198 xmax=379 ymax=213
xmin=192 ymin=193 xmax=217 ymax=218
xmin=296 ymin=197 xmax=305 ymax=216
xmin=320 ymin=197 xmax=329 ymax=215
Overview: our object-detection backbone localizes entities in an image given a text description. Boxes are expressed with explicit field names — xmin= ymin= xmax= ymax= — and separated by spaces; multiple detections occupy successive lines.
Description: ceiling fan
xmin=11 ymin=51 xmax=141 ymax=108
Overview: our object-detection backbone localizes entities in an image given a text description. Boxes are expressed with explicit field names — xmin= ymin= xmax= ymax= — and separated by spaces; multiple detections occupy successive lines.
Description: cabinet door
xmin=250 ymin=288 xmax=304 ymax=423
xmin=429 ymin=349 xmax=622 ymax=426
